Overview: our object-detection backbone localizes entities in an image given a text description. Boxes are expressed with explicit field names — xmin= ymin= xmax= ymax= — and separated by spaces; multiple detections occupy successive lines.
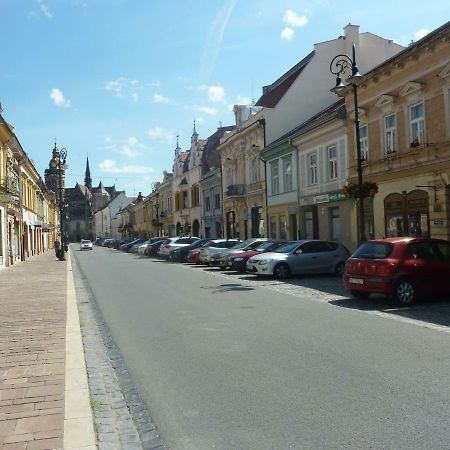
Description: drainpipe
xmin=292 ymin=141 xmax=301 ymax=240
xmin=257 ymin=118 xmax=269 ymax=238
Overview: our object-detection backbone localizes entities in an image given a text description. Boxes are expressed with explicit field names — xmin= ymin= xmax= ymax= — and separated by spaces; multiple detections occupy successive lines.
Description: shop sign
xmin=433 ymin=220 xmax=444 ymax=226
xmin=314 ymin=191 xmax=346 ymax=204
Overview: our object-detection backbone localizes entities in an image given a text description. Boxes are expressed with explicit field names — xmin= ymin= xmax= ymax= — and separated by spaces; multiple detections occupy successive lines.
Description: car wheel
xmin=274 ymin=263 xmax=290 ymax=280
xmin=334 ymin=262 xmax=345 ymax=277
xmin=349 ymin=290 xmax=370 ymax=299
xmin=393 ymin=278 xmax=417 ymax=306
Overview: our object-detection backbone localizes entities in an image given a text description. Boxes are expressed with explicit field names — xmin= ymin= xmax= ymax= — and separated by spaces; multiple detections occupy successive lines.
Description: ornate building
xmin=45 ymin=148 xmax=121 ymax=242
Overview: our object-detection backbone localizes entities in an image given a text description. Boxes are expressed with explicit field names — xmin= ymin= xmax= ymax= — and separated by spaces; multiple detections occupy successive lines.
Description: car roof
xmin=365 ymin=237 xmax=448 ymax=244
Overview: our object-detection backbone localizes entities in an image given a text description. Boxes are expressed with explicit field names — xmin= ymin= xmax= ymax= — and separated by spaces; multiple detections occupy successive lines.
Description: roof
xmin=255 ymin=51 xmax=314 ymax=108
xmin=263 ymin=99 xmax=345 ymax=152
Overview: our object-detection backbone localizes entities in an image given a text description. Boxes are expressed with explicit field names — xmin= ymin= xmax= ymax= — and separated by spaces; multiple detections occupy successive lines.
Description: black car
xmin=121 ymin=238 xmax=147 ymax=252
xmin=169 ymin=238 xmax=210 ymax=262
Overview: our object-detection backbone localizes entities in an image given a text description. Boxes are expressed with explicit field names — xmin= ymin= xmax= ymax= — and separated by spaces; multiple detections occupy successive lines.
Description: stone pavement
xmin=0 ymin=250 xmax=95 ymax=450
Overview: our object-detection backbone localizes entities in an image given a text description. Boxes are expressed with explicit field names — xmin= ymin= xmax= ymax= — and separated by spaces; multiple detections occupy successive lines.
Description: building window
xmin=270 ymin=161 xmax=279 ymax=195
xmin=214 ymin=193 xmax=221 ymax=210
xmin=329 ymin=207 xmax=340 ymax=241
xmin=410 ymin=103 xmax=425 ymax=146
xmin=384 ymin=114 xmax=397 ymax=154
xmin=327 ymin=145 xmax=338 ymax=181
xmin=282 ymin=156 xmax=292 ymax=192
xmin=227 ymin=168 xmax=234 ymax=187
xmin=182 ymin=191 xmax=188 ymax=209
xmin=279 ymin=215 xmax=287 ymax=240
xmin=250 ymin=157 xmax=259 ymax=183
xmin=308 ymin=153 xmax=317 ymax=185
xmin=270 ymin=216 xmax=277 ymax=238
xmin=205 ymin=196 xmax=211 ymax=212
xmin=359 ymin=125 xmax=369 ymax=161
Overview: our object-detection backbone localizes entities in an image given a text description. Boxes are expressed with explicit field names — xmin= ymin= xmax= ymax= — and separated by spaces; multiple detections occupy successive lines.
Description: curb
xmin=64 ymin=252 xmax=97 ymax=449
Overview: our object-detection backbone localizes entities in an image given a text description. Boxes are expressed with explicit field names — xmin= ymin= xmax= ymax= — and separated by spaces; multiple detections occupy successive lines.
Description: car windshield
xmin=275 ymin=242 xmax=301 ymax=253
xmin=256 ymin=241 xmax=284 ymax=251
xmin=232 ymin=241 xmax=252 ymax=249
xmin=81 ymin=240 xmax=91 ymax=244
xmin=352 ymin=242 xmax=394 ymax=259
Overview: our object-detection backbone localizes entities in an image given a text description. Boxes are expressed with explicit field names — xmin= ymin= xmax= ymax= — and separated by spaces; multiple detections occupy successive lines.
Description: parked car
xmin=246 ymin=240 xmax=350 ymax=279
xmin=158 ymin=237 xmax=200 ymax=258
xmin=102 ymin=238 xmax=114 ymax=248
xmin=121 ymin=238 xmax=147 ymax=252
xmin=169 ymin=239 xmax=211 ymax=262
xmin=343 ymin=237 xmax=450 ymax=306
xmin=198 ymin=239 xmax=241 ymax=264
xmin=145 ymin=239 xmax=166 ymax=256
xmin=212 ymin=238 xmax=269 ymax=269
xmin=230 ymin=240 xmax=287 ymax=272
xmin=138 ymin=237 xmax=169 ymax=254
xmin=80 ymin=239 xmax=93 ymax=251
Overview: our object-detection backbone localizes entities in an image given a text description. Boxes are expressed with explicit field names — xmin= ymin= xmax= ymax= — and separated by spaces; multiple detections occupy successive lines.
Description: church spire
xmin=191 ymin=120 xmax=198 ymax=147
xmin=84 ymin=156 xmax=92 ymax=189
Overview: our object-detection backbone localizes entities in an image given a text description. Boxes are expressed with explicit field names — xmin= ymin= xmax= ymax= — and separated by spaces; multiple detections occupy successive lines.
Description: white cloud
xmin=208 ymin=85 xmax=225 ymax=102
xmin=104 ymin=77 xmax=143 ymax=101
xmin=283 ymin=10 xmax=307 ymax=27
xmin=281 ymin=27 xmax=294 ymax=41
xmin=198 ymin=106 xmax=217 ymax=115
xmin=50 ymin=88 xmax=71 ymax=108
xmin=414 ymin=28 xmax=430 ymax=40
xmin=37 ymin=0 xmax=53 ymax=18
xmin=196 ymin=116 xmax=205 ymax=125
xmin=99 ymin=159 xmax=153 ymax=174
xmin=148 ymin=127 xmax=174 ymax=143
xmin=236 ymin=95 xmax=253 ymax=105
xmin=100 ymin=136 xmax=145 ymax=158
xmin=153 ymin=93 xmax=170 ymax=103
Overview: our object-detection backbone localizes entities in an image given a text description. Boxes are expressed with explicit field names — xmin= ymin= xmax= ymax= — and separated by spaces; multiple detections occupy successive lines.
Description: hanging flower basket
xmin=342 ymin=181 xmax=378 ymax=200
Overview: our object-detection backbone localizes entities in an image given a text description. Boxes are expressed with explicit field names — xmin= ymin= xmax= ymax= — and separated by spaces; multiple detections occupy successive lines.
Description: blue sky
xmin=1 ymin=0 xmax=448 ymax=196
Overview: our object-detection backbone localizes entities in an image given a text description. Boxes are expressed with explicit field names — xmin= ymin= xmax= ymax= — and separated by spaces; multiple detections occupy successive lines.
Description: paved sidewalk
xmin=0 ymin=250 xmax=95 ymax=449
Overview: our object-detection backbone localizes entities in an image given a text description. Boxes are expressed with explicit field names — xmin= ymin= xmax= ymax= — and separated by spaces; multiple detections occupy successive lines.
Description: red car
xmin=230 ymin=240 xmax=287 ymax=272
xmin=343 ymin=237 xmax=450 ymax=305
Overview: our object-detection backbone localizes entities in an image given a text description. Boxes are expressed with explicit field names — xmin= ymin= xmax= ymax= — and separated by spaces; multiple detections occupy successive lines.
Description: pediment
xmin=399 ymin=81 xmax=423 ymax=97
xmin=375 ymin=94 xmax=395 ymax=108
xmin=438 ymin=61 xmax=450 ymax=80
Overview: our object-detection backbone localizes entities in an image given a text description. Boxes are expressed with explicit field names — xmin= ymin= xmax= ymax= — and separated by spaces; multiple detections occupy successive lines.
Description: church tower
xmin=44 ymin=142 xmax=66 ymax=205
xmin=84 ymin=157 xmax=92 ymax=189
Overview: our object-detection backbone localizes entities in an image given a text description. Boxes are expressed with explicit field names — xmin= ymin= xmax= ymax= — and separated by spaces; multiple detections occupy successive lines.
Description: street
xmin=72 ymin=246 xmax=450 ymax=450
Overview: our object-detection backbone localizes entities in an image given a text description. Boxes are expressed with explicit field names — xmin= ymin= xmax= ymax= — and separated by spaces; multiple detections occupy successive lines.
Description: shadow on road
xmin=200 ymin=283 xmax=254 ymax=294
xmin=329 ymin=296 xmax=450 ymax=328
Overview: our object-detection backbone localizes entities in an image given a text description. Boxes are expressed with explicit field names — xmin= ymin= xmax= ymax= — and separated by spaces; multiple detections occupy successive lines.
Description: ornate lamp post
xmin=155 ymin=196 xmax=160 ymax=237
xmin=58 ymin=148 xmax=68 ymax=261
xmin=330 ymin=43 xmax=365 ymax=246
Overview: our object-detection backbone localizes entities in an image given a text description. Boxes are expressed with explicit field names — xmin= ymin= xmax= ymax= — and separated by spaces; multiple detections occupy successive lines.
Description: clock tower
xmin=44 ymin=142 xmax=66 ymax=205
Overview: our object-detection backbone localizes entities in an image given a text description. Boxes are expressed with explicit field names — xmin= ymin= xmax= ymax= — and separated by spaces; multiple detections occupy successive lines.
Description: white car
xmin=80 ymin=239 xmax=93 ymax=251
xmin=158 ymin=236 xmax=200 ymax=258
xmin=198 ymin=239 xmax=241 ymax=264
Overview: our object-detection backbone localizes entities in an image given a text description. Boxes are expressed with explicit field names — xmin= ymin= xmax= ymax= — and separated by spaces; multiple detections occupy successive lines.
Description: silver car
xmin=246 ymin=240 xmax=349 ymax=279
xmin=198 ymin=239 xmax=241 ymax=264
xmin=213 ymin=238 xmax=268 ymax=269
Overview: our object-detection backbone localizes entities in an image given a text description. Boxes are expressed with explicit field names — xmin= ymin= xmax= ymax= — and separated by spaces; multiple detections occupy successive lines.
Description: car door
xmin=406 ymin=242 xmax=446 ymax=296
xmin=434 ymin=241 xmax=450 ymax=295
xmin=289 ymin=242 xmax=319 ymax=274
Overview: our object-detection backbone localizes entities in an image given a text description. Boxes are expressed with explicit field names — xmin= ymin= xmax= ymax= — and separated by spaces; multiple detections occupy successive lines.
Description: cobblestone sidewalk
xmin=0 ymin=251 xmax=66 ymax=450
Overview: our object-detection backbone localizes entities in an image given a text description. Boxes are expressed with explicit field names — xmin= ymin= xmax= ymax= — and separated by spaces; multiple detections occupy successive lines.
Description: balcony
xmin=0 ymin=176 xmax=19 ymax=204
xmin=226 ymin=184 xmax=245 ymax=197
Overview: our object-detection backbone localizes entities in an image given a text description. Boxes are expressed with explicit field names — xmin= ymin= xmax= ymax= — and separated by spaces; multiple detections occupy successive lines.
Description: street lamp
xmin=330 ymin=43 xmax=365 ymax=246
xmin=155 ymin=196 xmax=160 ymax=237
xmin=58 ymin=147 xmax=68 ymax=261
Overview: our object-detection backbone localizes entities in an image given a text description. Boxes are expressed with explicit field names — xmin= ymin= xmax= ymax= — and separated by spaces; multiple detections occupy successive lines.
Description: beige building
xmin=157 ymin=172 xmax=173 ymax=237
xmin=342 ymin=21 xmax=450 ymax=246
xmin=219 ymin=107 xmax=266 ymax=239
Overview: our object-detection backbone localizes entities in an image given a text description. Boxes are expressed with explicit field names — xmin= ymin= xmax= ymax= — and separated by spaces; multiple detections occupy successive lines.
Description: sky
xmin=1 ymin=0 xmax=448 ymax=197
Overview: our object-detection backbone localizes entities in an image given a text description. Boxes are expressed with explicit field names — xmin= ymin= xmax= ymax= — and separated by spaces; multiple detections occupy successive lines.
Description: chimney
xmin=344 ymin=23 xmax=360 ymax=59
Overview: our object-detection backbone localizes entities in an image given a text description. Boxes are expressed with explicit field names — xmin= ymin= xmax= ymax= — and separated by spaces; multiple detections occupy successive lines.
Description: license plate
xmin=349 ymin=277 xmax=364 ymax=285
xmin=247 ymin=266 xmax=257 ymax=273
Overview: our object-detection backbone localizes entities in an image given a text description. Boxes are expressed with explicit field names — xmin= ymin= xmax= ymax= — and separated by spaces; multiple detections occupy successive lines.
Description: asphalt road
xmin=73 ymin=246 xmax=450 ymax=450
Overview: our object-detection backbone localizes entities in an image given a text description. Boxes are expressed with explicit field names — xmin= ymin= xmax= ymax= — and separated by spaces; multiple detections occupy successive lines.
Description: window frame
xmin=327 ymin=145 xmax=338 ymax=181
xmin=282 ymin=155 xmax=293 ymax=192
xmin=410 ymin=102 xmax=425 ymax=146
xmin=359 ymin=125 xmax=369 ymax=161
xmin=270 ymin=161 xmax=279 ymax=195
xmin=384 ymin=113 xmax=397 ymax=155
xmin=308 ymin=153 xmax=317 ymax=186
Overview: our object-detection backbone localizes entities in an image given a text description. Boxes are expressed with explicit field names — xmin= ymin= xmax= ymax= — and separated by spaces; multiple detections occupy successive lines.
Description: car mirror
xmin=294 ymin=249 xmax=303 ymax=255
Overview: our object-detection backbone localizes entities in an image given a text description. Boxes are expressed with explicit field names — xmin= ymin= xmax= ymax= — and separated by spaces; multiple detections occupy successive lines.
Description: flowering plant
xmin=342 ymin=181 xmax=378 ymax=200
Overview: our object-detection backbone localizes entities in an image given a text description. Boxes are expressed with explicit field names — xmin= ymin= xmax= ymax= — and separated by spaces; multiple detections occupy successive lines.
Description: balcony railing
xmin=226 ymin=184 xmax=245 ymax=197
xmin=0 ymin=177 xmax=19 ymax=195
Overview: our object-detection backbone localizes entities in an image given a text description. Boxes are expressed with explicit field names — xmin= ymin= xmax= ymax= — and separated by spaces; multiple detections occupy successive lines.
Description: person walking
xmin=55 ymin=240 xmax=61 ymax=260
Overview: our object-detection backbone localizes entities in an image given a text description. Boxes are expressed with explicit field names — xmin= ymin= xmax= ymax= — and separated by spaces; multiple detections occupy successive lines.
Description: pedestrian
xmin=55 ymin=240 xmax=61 ymax=259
